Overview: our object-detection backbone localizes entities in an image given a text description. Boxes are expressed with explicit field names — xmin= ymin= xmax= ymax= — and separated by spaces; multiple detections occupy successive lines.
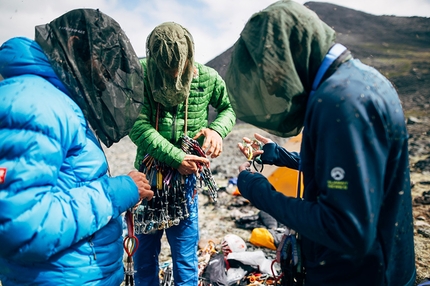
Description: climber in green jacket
xmin=129 ymin=22 xmax=236 ymax=285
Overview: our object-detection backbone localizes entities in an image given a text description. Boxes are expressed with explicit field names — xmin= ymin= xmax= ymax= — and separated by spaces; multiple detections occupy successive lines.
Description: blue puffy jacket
xmin=0 ymin=37 xmax=139 ymax=285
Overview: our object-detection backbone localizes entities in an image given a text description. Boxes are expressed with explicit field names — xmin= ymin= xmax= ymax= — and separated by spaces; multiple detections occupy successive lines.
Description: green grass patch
xmin=357 ymin=44 xmax=430 ymax=78
xmin=404 ymin=110 xmax=429 ymax=118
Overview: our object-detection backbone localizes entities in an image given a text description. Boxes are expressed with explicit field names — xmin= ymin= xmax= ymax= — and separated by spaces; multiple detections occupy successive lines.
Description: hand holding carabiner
xmin=238 ymin=138 xmax=263 ymax=160
xmin=238 ymin=132 xmax=273 ymax=160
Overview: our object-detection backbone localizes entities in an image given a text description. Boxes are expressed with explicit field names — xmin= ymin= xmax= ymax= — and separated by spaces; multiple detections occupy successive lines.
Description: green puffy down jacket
xmin=129 ymin=59 xmax=236 ymax=169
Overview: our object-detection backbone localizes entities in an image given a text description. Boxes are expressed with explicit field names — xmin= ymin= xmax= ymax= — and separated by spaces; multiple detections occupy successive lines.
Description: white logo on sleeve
xmin=330 ymin=167 xmax=345 ymax=181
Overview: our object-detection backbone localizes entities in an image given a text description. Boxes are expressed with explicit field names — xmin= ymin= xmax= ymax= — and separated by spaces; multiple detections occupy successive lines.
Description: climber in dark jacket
xmin=226 ymin=1 xmax=416 ymax=285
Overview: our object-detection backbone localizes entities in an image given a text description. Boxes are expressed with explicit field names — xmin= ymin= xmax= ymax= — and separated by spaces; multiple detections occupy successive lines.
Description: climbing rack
xmin=133 ymin=135 xmax=220 ymax=235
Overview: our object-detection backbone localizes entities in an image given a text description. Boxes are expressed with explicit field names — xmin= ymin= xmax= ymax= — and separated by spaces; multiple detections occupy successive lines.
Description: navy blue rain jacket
xmin=238 ymin=59 xmax=416 ymax=285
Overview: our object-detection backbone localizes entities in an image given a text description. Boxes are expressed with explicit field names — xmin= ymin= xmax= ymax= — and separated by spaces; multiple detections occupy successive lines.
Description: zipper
xmin=88 ymin=235 xmax=97 ymax=261
xmin=171 ymin=106 xmax=178 ymax=143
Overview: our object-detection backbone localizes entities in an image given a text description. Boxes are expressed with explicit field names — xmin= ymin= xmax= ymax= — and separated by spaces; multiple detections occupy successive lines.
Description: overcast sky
xmin=1 ymin=0 xmax=429 ymax=63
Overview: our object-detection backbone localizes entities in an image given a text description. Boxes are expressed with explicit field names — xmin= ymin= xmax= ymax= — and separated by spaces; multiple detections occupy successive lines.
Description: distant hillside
xmin=306 ymin=2 xmax=429 ymax=54
xmin=206 ymin=2 xmax=430 ymax=119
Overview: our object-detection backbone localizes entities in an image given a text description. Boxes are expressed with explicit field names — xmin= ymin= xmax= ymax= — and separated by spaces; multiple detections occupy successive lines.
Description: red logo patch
xmin=0 ymin=168 xmax=6 ymax=184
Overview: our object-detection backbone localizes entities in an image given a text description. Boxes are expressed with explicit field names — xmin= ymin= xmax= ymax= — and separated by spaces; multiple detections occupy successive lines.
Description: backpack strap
xmin=310 ymin=43 xmax=350 ymax=98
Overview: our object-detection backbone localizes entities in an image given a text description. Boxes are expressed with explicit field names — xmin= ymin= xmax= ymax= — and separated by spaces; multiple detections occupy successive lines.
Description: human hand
xmin=238 ymin=161 xmax=252 ymax=173
xmin=178 ymin=154 xmax=210 ymax=176
xmin=127 ymin=171 xmax=153 ymax=201
xmin=193 ymin=128 xmax=223 ymax=158
xmin=238 ymin=133 xmax=271 ymax=160
xmin=253 ymin=133 xmax=274 ymax=145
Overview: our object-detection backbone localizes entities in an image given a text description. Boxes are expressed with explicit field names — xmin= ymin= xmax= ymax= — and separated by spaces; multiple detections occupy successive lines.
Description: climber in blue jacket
xmin=226 ymin=1 xmax=416 ymax=285
xmin=0 ymin=9 xmax=153 ymax=285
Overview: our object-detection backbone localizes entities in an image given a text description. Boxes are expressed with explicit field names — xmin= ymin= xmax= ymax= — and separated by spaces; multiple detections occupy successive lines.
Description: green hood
xmin=146 ymin=22 xmax=195 ymax=108
xmin=225 ymin=0 xmax=336 ymax=137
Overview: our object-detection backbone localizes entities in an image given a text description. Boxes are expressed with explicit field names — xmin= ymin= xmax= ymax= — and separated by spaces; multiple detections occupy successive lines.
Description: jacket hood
xmin=146 ymin=22 xmax=195 ymax=108
xmin=0 ymin=37 xmax=68 ymax=94
xmin=225 ymin=0 xmax=336 ymax=137
xmin=35 ymin=8 xmax=144 ymax=147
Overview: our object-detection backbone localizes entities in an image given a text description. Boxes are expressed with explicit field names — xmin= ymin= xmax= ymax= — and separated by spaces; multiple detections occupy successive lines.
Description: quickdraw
xmin=123 ymin=209 xmax=139 ymax=286
xmin=181 ymin=136 xmax=219 ymax=201
xmin=159 ymin=261 xmax=173 ymax=286
xmin=275 ymin=229 xmax=305 ymax=286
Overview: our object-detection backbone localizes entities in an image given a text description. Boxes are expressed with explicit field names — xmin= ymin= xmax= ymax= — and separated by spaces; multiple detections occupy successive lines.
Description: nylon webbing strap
xmin=310 ymin=43 xmax=347 ymax=98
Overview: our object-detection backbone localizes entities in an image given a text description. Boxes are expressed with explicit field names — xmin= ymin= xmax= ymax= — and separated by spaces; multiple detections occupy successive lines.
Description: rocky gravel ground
xmin=104 ymin=119 xmax=430 ymax=285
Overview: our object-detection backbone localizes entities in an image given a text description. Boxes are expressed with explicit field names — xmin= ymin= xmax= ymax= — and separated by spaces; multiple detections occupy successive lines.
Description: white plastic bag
xmin=227 ymin=250 xmax=277 ymax=276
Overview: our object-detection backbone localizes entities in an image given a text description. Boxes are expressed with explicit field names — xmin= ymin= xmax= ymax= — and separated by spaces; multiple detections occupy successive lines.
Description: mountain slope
xmin=206 ymin=2 xmax=430 ymax=115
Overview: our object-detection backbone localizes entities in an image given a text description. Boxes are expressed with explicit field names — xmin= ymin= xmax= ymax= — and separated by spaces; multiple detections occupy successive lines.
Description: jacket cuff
xmin=261 ymin=142 xmax=278 ymax=164
xmin=104 ymin=176 xmax=139 ymax=217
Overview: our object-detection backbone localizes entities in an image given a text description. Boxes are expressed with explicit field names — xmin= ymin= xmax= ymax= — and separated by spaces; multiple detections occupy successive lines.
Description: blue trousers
xmin=133 ymin=200 xmax=199 ymax=286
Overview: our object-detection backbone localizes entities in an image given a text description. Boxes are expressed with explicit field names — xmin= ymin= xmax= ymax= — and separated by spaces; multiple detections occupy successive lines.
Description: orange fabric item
xmin=234 ymin=133 xmax=303 ymax=199
xmin=262 ymin=133 xmax=303 ymax=198
xmin=249 ymin=228 xmax=276 ymax=250
xmin=232 ymin=188 xmax=241 ymax=196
